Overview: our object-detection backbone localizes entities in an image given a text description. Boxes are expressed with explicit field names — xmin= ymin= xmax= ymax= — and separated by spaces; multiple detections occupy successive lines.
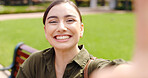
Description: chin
xmin=52 ymin=43 xmax=77 ymax=50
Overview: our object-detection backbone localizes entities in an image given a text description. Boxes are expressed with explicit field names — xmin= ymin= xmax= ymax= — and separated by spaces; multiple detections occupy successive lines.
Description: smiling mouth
xmin=54 ymin=35 xmax=72 ymax=40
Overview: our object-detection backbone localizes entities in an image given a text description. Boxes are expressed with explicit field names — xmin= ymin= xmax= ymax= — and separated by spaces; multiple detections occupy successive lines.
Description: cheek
xmin=45 ymin=26 xmax=56 ymax=36
xmin=71 ymin=23 xmax=81 ymax=32
xmin=69 ymin=26 xmax=81 ymax=36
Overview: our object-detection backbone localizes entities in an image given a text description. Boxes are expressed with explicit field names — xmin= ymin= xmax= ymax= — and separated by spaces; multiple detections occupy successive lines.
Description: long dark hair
xmin=43 ymin=0 xmax=82 ymax=25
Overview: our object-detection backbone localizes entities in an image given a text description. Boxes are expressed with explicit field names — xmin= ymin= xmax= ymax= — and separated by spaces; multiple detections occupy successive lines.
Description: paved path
xmin=0 ymin=7 xmax=129 ymax=21
xmin=0 ymin=64 xmax=10 ymax=78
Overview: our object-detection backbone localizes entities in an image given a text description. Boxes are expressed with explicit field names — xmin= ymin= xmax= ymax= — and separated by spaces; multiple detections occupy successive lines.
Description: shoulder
xmin=16 ymin=51 xmax=43 ymax=78
xmin=22 ymin=48 xmax=52 ymax=66
xmin=17 ymin=48 xmax=52 ymax=77
xmin=88 ymin=59 xmax=130 ymax=78
xmin=20 ymin=48 xmax=51 ymax=70
xmin=22 ymin=50 xmax=43 ymax=66
xmin=27 ymin=50 xmax=43 ymax=61
xmin=88 ymin=58 xmax=126 ymax=76
xmin=90 ymin=58 xmax=126 ymax=69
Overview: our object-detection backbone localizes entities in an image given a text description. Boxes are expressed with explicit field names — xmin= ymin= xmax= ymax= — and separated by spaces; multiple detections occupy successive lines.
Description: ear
xmin=80 ymin=23 xmax=84 ymax=38
xmin=44 ymin=26 xmax=48 ymax=40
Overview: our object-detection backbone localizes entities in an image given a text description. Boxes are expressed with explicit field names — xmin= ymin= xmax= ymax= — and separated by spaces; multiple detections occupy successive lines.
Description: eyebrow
xmin=64 ymin=15 xmax=76 ymax=18
xmin=47 ymin=16 xmax=58 ymax=19
xmin=47 ymin=15 xmax=76 ymax=20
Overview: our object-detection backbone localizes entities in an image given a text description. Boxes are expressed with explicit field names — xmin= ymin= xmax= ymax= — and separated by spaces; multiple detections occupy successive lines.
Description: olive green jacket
xmin=16 ymin=45 xmax=125 ymax=78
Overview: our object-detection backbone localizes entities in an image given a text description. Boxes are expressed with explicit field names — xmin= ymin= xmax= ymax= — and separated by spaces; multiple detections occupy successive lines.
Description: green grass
xmin=81 ymin=13 xmax=135 ymax=60
xmin=0 ymin=13 xmax=135 ymax=66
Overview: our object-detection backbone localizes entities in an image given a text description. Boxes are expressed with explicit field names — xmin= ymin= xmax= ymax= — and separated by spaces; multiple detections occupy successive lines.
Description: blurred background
xmin=0 ymin=0 xmax=133 ymax=14
xmin=0 ymin=0 xmax=134 ymax=68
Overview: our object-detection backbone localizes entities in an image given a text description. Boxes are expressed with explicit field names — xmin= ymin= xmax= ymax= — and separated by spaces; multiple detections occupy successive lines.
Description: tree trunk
xmin=4 ymin=0 xmax=10 ymax=5
xmin=100 ymin=0 xmax=105 ymax=6
xmin=115 ymin=0 xmax=118 ymax=9
xmin=90 ymin=0 xmax=98 ymax=8
xmin=28 ymin=0 xmax=33 ymax=5
xmin=125 ymin=0 xmax=129 ymax=10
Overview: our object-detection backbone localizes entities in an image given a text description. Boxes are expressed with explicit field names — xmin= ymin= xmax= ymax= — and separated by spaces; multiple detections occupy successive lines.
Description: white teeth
xmin=56 ymin=36 xmax=70 ymax=40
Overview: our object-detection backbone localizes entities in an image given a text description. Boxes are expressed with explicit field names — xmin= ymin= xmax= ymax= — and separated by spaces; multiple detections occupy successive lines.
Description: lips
xmin=54 ymin=35 xmax=72 ymax=40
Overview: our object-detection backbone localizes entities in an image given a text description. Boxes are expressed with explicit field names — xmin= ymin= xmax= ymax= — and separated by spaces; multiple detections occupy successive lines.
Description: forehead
xmin=47 ymin=3 xmax=79 ymax=18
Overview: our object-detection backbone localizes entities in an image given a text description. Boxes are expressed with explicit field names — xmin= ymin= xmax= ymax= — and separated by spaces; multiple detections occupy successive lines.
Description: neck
xmin=54 ymin=45 xmax=80 ymax=78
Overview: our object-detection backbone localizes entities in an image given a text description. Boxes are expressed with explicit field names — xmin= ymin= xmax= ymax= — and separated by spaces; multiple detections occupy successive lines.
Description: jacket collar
xmin=42 ymin=45 xmax=90 ymax=70
xmin=72 ymin=45 xmax=90 ymax=68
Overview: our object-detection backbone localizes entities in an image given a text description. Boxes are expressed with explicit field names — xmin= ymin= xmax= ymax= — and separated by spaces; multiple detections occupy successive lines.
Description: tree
xmin=100 ymin=0 xmax=105 ymax=6
xmin=28 ymin=0 xmax=33 ymax=5
xmin=4 ymin=0 xmax=10 ymax=5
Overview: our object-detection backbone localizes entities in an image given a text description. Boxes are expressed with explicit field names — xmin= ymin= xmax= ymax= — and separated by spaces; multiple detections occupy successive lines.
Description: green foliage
xmin=71 ymin=0 xmax=76 ymax=4
xmin=0 ymin=13 xmax=135 ymax=66
xmin=115 ymin=0 xmax=133 ymax=10
xmin=75 ymin=0 xmax=90 ymax=7
xmin=0 ymin=3 xmax=50 ymax=14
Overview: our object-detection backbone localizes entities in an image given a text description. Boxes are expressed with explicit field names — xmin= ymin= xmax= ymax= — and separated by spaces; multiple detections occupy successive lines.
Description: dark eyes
xmin=48 ymin=18 xmax=76 ymax=24
xmin=49 ymin=20 xmax=58 ymax=24
xmin=66 ymin=19 xmax=75 ymax=22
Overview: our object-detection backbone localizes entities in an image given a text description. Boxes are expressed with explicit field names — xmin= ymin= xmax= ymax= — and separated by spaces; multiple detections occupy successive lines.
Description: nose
xmin=57 ymin=22 xmax=67 ymax=32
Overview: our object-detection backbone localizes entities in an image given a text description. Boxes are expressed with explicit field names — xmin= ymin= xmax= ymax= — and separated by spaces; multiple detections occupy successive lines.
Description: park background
xmin=0 ymin=0 xmax=134 ymax=68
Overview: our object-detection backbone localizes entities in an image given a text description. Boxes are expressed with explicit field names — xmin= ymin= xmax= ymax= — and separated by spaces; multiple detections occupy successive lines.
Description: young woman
xmin=16 ymin=0 xmax=125 ymax=78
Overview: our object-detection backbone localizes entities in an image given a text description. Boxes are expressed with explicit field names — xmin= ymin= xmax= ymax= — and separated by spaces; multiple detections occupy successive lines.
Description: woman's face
xmin=44 ymin=3 xmax=83 ymax=50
